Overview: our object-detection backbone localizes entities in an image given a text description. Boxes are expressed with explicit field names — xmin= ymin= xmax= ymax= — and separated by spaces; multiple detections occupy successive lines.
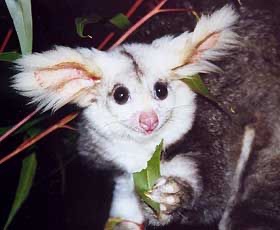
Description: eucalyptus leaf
xmin=109 ymin=13 xmax=131 ymax=29
xmin=15 ymin=116 xmax=46 ymax=135
xmin=104 ymin=217 xmax=123 ymax=230
xmin=0 ymin=52 xmax=21 ymax=62
xmin=181 ymin=74 xmax=209 ymax=96
xmin=182 ymin=74 xmax=236 ymax=117
xmin=75 ymin=13 xmax=130 ymax=38
xmin=75 ymin=16 xmax=101 ymax=38
xmin=4 ymin=154 xmax=37 ymax=230
xmin=5 ymin=0 xmax=33 ymax=54
xmin=133 ymin=140 xmax=163 ymax=214
xmin=0 ymin=116 xmax=46 ymax=136
xmin=0 ymin=127 xmax=10 ymax=135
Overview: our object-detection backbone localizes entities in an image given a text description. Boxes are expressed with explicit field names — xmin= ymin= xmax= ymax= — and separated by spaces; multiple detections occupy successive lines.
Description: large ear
xmin=171 ymin=5 xmax=239 ymax=77
xmin=12 ymin=46 xmax=102 ymax=111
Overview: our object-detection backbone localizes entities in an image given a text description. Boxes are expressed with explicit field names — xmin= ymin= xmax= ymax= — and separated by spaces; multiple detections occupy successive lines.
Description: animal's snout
xmin=139 ymin=110 xmax=159 ymax=134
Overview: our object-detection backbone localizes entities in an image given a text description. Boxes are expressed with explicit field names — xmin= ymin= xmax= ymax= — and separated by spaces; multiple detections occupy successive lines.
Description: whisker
xmin=165 ymin=103 xmax=193 ymax=113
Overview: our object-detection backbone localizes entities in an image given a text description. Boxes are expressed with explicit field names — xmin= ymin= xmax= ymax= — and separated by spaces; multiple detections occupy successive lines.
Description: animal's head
xmin=13 ymin=6 xmax=238 ymax=144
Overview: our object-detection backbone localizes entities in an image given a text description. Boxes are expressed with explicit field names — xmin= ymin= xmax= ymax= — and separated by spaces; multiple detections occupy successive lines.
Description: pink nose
xmin=139 ymin=111 xmax=159 ymax=133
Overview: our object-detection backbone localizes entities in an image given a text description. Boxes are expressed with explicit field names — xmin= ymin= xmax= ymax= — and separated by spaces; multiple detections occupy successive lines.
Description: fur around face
xmin=11 ymin=3 xmax=280 ymax=230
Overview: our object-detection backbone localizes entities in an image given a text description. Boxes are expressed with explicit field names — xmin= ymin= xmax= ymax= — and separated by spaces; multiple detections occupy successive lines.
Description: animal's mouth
xmin=134 ymin=112 xmax=173 ymax=136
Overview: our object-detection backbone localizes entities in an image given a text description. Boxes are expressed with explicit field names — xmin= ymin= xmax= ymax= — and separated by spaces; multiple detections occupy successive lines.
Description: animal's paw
xmin=149 ymin=176 xmax=193 ymax=218
xmin=113 ymin=221 xmax=144 ymax=230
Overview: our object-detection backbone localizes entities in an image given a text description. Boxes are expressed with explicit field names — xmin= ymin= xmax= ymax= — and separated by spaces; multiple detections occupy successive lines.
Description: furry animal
xmin=12 ymin=4 xmax=280 ymax=230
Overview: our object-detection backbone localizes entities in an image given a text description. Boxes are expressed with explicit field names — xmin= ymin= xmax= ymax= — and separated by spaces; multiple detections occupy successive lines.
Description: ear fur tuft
xmin=172 ymin=5 xmax=239 ymax=77
xmin=12 ymin=46 xmax=102 ymax=111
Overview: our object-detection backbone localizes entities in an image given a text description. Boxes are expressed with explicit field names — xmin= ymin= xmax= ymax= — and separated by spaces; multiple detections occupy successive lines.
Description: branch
xmin=0 ymin=109 xmax=38 ymax=143
xmin=0 ymin=112 xmax=78 ymax=165
xmin=0 ymin=28 xmax=13 ymax=52
xmin=109 ymin=0 xmax=168 ymax=49
xmin=98 ymin=0 xmax=144 ymax=50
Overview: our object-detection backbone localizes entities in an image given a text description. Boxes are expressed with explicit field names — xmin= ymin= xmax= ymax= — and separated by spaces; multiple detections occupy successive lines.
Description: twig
xmin=98 ymin=0 xmax=144 ymax=50
xmin=0 ymin=112 xmax=78 ymax=164
xmin=0 ymin=109 xmax=38 ymax=143
xmin=109 ymin=0 xmax=168 ymax=49
xmin=97 ymin=32 xmax=115 ymax=50
xmin=0 ymin=28 xmax=13 ymax=52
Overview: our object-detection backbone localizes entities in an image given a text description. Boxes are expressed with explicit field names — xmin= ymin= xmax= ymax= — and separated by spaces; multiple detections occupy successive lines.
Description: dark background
xmin=0 ymin=0 xmax=279 ymax=229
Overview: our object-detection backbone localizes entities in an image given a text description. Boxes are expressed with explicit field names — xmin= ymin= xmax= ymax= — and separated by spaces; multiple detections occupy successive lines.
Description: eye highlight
xmin=112 ymin=85 xmax=130 ymax=105
xmin=154 ymin=81 xmax=168 ymax=100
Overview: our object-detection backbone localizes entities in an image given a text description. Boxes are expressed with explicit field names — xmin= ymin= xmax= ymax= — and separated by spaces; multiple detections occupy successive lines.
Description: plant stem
xmin=98 ymin=0 xmax=144 ymax=50
xmin=0 ymin=109 xmax=38 ymax=143
xmin=98 ymin=32 xmax=115 ymax=50
xmin=109 ymin=0 xmax=168 ymax=49
xmin=0 ymin=112 xmax=78 ymax=165
xmin=0 ymin=28 xmax=13 ymax=52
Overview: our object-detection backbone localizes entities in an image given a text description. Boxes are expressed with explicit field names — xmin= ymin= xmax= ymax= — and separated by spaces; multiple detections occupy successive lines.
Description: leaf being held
xmin=104 ymin=217 xmax=123 ymax=230
xmin=133 ymin=140 xmax=163 ymax=214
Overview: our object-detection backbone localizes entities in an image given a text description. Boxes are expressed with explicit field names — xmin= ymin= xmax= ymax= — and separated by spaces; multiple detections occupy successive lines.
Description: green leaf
xmin=182 ymin=74 xmax=236 ymax=117
xmin=4 ymin=153 xmax=37 ymax=230
xmin=15 ymin=116 xmax=46 ymax=135
xmin=0 ymin=116 xmax=46 ymax=136
xmin=0 ymin=52 xmax=21 ymax=62
xmin=104 ymin=217 xmax=123 ymax=230
xmin=133 ymin=140 xmax=163 ymax=214
xmin=0 ymin=126 xmax=10 ymax=135
xmin=109 ymin=13 xmax=131 ymax=29
xmin=75 ymin=13 xmax=130 ymax=38
xmin=75 ymin=16 xmax=101 ymax=38
xmin=181 ymin=74 xmax=209 ymax=96
xmin=5 ymin=0 xmax=33 ymax=54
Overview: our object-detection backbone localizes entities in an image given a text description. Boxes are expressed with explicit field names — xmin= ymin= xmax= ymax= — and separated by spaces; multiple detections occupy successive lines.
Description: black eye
xmin=113 ymin=85 xmax=130 ymax=105
xmin=154 ymin=82 xmax=168 ymax=100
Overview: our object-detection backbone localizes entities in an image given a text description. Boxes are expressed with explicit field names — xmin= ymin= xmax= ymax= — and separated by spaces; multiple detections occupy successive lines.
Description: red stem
xmin=0 ymin=112 xmax=78 ymax=164
xmin=97 ymin=32 xmax=115 ymax=50
xmin=0 ymin=28 xmax=13 ymax=52
xmin=97 ymin=0 xmax=144 ymax=50
xmin=109 ymin=0 xmax=168 ymax=49
xmin=0 ymin=109 xmax=38 ymax=143
xmin=126 ymin=0 xmax=144 ymax=17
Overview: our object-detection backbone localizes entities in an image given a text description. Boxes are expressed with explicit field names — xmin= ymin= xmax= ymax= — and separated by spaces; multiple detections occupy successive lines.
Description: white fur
xmin=161 ymin=155 xmax=202 ymax=196
xmin=12 ymin=6 xmax=240 ymax=226
xmin=12 ymin=5 xmax=238 ymax=114
xmin=12 ymin=46 xmax=102 ymax=111
xmin=110 ymin=174 xmax=144 ymax=224
xmin=219 ymin=126 xmax=255 ymax=230
xmin=173 ymin=5 xmax=239 ymax=77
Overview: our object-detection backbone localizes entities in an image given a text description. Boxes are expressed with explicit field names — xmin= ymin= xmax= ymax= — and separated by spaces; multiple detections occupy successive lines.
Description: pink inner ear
xmin=190 ymin=32 xmax=220 ymax=63
xmin=34 ymin=62 xmax=100 ymax=91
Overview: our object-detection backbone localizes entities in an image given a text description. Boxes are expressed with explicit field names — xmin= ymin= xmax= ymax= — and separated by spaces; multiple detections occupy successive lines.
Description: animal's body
xmin=12 ymin=4 xmax=280 ymax=230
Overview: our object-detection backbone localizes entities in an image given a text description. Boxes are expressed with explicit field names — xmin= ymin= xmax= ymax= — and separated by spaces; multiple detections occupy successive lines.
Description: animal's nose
xmin=139 ymin=110 xmax=159 ymax=134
